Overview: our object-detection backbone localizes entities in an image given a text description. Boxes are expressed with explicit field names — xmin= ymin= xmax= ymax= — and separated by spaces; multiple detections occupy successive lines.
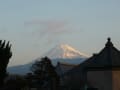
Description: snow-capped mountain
xmin=43 ymin=44 xmax=88 ymax=65
xmin=8 ymin=44 xmax=89 ymax=74
xmin=44 ymin=44 xmax=88 ymax=59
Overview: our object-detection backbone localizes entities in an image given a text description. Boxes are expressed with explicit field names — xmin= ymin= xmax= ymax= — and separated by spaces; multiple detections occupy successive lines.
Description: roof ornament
xmin=108 ymin=37 xmax=111 ymax=42
xmin=105 ymin=37 xmax=113 ymax=47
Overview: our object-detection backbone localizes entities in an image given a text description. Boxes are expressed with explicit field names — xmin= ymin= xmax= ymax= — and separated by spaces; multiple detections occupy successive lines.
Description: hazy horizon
xmin=0 ymin=0 xmax=120 ymax=66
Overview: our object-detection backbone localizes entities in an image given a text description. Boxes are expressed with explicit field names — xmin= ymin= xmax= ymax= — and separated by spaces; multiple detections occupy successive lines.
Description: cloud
xmin=24 ymin=20 xmax=69 ymax=44
xmin=24 ymin=19 xmax=83 ymax=47
xmin=24 ymin=20 xmax=68 ymax=33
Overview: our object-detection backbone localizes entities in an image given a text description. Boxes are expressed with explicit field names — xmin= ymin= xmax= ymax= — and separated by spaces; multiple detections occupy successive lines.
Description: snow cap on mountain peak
xmin=44 ymin=44 xmax=89 ymax=59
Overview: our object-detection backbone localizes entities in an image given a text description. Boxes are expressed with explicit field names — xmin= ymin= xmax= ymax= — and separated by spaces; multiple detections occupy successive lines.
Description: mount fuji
xmin=8 ymin=44 xmax=89 ymax=74
xmin=43 ymin=44 xmax=88 ymax=65
xmin=45 ymin=44 xmax=88 ymax=59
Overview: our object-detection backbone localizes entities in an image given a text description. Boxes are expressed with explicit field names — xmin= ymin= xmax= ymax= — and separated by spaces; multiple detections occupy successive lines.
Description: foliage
xmin=4 ymin=75 xmax=28 ymax=90
xmin=31 ymin=56 xmax=60 ymax=89
xmin=0 ymin=40 xmax=12 ymax=87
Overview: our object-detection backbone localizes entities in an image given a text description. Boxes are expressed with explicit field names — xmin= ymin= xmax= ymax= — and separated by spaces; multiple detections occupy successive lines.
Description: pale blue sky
xmin=0 ymin=0 xmax=120 ymax=66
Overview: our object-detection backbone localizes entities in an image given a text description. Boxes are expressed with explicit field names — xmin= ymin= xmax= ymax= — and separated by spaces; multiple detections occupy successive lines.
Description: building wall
xmin=112 ymin=70 xmax=120 ymax=90
xmin=63 ymin=72 xmax=85 ymax=90
xmin=87 ymin=70 xmax=112 ymax=90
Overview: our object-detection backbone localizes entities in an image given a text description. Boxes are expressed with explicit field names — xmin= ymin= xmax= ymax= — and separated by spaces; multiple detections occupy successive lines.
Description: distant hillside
xmin=8 ymin=44 xmax=89 ymax=74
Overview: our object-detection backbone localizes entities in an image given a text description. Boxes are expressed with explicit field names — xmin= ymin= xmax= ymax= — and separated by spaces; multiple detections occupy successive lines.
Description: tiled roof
xmin=82 ymin=38 xmax=120 ymax=68
xmin=66 ymin=38 xmax=120 ymax=74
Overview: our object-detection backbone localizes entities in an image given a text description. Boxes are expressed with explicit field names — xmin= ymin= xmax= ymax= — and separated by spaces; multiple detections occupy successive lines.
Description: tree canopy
xmin=31 ymin=56 xmax=60 ymax=90
xmin=0 ymin=40 xmax=12 ymax=87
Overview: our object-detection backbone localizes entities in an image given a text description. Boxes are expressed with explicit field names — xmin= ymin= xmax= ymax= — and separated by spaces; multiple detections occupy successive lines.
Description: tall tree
xmin=31 ymin=56 xmax=60 ymax=90
xmin=0 ymin=40 xmax=12 ymax=87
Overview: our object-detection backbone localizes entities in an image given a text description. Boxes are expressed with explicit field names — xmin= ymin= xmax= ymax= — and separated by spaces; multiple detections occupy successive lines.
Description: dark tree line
xmin=31 ymin=57 xmax=60 ymax=90
xmin=0 ymin=40 xmax=60 ymax=90
xmin=0 ymin=40 xmax=12 ymax=88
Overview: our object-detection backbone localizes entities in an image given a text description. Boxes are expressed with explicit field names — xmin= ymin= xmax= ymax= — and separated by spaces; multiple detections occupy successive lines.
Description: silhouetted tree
xmin=31 ymin=56 xmax=60 ymax=90
xmin=0 ymin=40 xmax=12 ymax=87
xmin=4 ymin=75 xmax=28 ymax=90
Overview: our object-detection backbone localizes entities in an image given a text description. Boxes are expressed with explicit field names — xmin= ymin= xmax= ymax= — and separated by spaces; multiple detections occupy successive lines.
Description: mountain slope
xmin=8 ymin=63 xmax=32 ymax=74
xmin=44 ymin=44 xmax=88 ymax=59
xmin=8 ymin=44 xmax=89 ymax=74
